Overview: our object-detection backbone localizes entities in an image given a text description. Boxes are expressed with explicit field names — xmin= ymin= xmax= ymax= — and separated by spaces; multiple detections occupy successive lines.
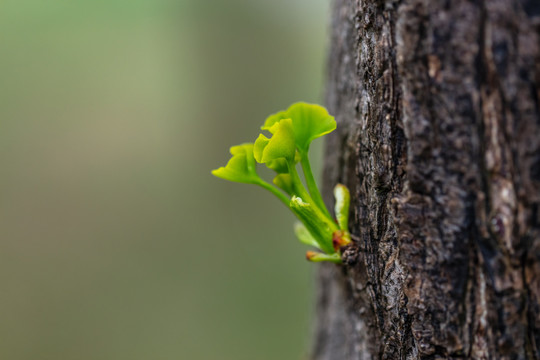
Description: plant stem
xmin=306 ymin=251 xmax=342 ymax=263
xmin=257 ymin=180 xmax=290 ymax=207
xmin=300 ymin=152 xmax=332 ymax=220
xmin=287 ymin=160 xmax=314 ymax=205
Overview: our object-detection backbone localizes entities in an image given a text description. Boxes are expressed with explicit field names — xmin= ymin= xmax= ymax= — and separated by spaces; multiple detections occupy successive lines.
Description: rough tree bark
xmin=313 ymin=1 xmax=540 ymax=359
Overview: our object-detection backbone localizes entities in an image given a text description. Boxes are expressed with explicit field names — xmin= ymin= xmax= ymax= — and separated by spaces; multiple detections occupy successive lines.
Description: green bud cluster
xmin=212 ymin=103 xmax=351 ymax=263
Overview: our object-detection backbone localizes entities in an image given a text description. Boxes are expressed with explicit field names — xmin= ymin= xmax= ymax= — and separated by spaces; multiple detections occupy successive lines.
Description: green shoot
xmin=212 ymin=102 xmax=351 ymax=263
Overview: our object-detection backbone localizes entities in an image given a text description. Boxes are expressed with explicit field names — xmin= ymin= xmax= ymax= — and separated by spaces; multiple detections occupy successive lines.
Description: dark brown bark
xmin=314 ymin=0 xmax=540 ymax=359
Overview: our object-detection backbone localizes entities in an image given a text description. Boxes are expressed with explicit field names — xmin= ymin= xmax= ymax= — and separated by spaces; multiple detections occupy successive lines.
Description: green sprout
xmin=212 ymin=102 xmax=351 ymax=263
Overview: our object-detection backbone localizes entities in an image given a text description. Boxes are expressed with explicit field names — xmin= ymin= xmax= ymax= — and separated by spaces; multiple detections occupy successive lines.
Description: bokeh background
xmin=0 ymin=0 xmax=330 ymax=359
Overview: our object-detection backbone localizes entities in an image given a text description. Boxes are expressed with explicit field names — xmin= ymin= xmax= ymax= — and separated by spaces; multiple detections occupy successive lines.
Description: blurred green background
xmin=0 ymin=0 xmax=330 ymax=359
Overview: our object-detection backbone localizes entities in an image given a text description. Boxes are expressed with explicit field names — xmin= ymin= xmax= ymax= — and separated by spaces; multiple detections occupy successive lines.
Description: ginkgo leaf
xmin=286 ymin=102 xmax=336 ymax=152
xmin=294 ymin=222 xmax=320 ymax=249
xmin=253 ymin=134 xmax=270 ymax=163
xmin=211 ymin=143 xmax=261 ymax=184
xmin=273 ymin=173 xmax=295 ymax=195
xmin=261 ymin=110 xmax=288 ymax=134
xmin=305 ymin=251 xmax=341 ymax=263
xmin=261 ymin=102 xmax=336 ymax=153
xmin=266 ymin=158 xmax=289 ymax=174
xmin=334 ymin=184 xmax=350 ymax=231
xmin=265 ymin=151 xmax=301 ymax=174
xmin=254 ymin=118 xmax=296 ymax=163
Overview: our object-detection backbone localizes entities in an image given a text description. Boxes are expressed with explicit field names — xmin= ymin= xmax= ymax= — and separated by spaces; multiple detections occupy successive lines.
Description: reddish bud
xmin=332 ymin=230 xmax=351 ymax=251
xmin=306 ymin=251 xmax=318 ymax=261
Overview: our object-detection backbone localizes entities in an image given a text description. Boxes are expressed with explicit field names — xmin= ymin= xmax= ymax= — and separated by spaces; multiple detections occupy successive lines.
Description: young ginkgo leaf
xmin=265 ymin=158 xmax=289 ymax=174
xmin=253 ymin=134 xmax=269 ymax=163
xmin=273 ymin=173 xmax=295 ymax=196
xmin=305 ymin=251 xmax=342 ymax=264
xmin=262 ymin=102 xmax=336 ymax=153
xmin=265 ymin=151 xmax=301 ymax=174
xmin=262 ymin=110 xmax=288 ymax=134
xmin=254 ymin=118 xmax=296 ymax=163
xmin=294 ymin=222 xmax=320 ymax=249
xmin=211 ymin=143 xmax=261 ymax=184
xmin=334 ymin=184 xmax=350 ymax=231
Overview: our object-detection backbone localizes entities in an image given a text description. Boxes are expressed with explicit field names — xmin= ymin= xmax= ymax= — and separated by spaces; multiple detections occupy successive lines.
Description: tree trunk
xmin=314 ymin=1 xmax=540 ymax=358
